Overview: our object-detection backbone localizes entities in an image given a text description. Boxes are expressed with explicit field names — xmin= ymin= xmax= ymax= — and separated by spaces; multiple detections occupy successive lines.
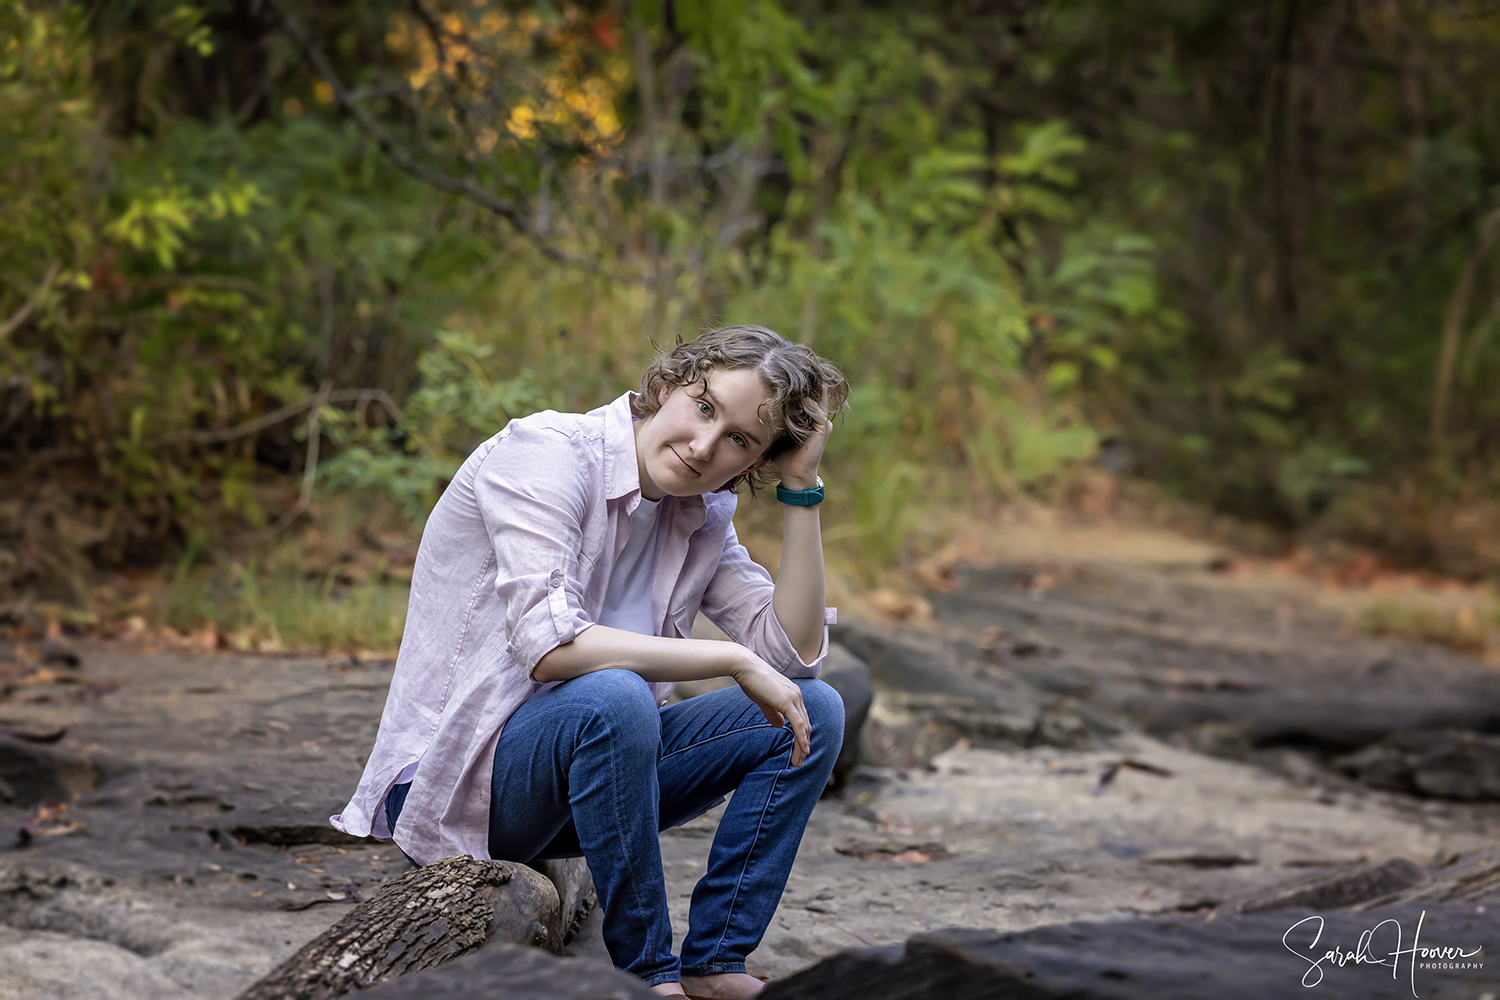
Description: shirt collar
xmin=603 ymin=389 xmax=706 ymax=526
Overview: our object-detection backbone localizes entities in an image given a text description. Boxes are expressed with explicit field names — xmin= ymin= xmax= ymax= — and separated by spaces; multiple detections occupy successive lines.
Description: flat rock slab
xmin=764 ymin=904 xmax=1498 ymax=999
xmin=1340 ymin=729 xmax=1500 ymax=800
xmin=923 ymin=563 xmax=1500 ymax=767
xmin=6 ymin=550 xmax=1500 ymax=997
xmin=661 ymin=735 xmax=1500 ymax=982
xmin=0 ymin=643 xmax=412 ymax=999
xmin=0 ymin=643 xmax=407 ymax=907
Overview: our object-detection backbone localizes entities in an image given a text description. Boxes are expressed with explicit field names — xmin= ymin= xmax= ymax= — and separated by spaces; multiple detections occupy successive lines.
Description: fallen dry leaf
xmin=0 ymin=721 xmax=66 ymax=743
xmin=192 ymin=624 xmax=218 ymax=652
xmin=977 ymin=625 xmax=1014 ymax=648
xmin=1094 ymin=758 xmax=1174 ymax=796
xmin=21 ymin=799 xmax=82 ymax=838
xmin=836 ymin=839 xmax=951 ymax=862
xmin=865 ymin=588 xmax=934 ymax=623
xmin=912 ymin=558 xmax=957 ymax=593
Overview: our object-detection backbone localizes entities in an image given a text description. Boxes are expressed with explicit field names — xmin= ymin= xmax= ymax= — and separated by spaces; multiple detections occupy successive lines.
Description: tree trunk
xmin=1431 ymin=207 xmax=1500 ymax=447
xmin=236 ymin=855 xmax=575 ymax=1000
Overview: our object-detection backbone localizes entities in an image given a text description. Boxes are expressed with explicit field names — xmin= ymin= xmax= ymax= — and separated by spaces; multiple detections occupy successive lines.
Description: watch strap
xmin=776 ymin=476 xmax=825 ymax=506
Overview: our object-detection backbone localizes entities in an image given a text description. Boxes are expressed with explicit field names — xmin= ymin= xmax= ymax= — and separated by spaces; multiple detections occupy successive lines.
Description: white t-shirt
xmin=598 ymin=496 xmax=668 ymax=636
xmin=392 ymin=495 xmax=669 ymax=789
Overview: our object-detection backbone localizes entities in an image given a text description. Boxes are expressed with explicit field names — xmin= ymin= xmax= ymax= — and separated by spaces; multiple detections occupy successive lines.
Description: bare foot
xmin=650 ymin=984 xmax=688 ymax=997
xmin=679 ymin=971 xmax=766 ymax=998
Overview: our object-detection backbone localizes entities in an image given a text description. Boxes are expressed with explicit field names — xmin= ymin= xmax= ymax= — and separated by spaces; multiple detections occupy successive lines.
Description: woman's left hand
xmin=770 ymin=390 xmax=831 ymax=491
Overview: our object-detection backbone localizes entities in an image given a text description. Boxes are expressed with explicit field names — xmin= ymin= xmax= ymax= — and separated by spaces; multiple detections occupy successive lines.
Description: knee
xmin=569 ymin=669 xmax=660 ymax=750
xmin=797 ymin=678 xmax=846 ymax=748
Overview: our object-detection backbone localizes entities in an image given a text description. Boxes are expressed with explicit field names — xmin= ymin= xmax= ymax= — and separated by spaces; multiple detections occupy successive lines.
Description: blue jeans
xmin=384 ymin=669 xmax=843 ymax=987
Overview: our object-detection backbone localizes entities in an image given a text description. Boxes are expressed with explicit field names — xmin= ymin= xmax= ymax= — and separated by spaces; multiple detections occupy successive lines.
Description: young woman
xmin=332 ymin=325 xmax=851 ymax=999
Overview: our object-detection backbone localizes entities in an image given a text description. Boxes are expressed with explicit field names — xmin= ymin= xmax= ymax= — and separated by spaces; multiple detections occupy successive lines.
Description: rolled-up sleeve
xmin=473 ymin=422 xmax=595 ymax=675
xmin=699 ymin=519 xmax=835 ymax=679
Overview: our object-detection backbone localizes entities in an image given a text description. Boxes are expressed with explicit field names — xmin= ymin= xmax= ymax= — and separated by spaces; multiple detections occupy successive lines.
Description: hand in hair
xmin=770 ymin=387 xmax=831 ymax=491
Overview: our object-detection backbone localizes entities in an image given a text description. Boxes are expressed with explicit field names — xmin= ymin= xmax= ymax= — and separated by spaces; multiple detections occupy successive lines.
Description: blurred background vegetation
xmin=3 ymin=0 xmax=1500 ymax=650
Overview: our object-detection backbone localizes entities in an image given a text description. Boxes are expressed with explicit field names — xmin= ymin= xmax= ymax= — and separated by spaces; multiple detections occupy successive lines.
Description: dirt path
xmin=3 ymin=515 xmax=1498 ymax=997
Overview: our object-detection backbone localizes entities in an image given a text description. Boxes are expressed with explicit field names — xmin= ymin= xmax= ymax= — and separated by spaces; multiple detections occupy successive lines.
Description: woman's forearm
xmin=771 ymin=501 xmax=826 ymax=663
xmin=532 ymin=623 xmax=750 ymax=683
xmin=537 ymin=498 xmax=828 ymax=683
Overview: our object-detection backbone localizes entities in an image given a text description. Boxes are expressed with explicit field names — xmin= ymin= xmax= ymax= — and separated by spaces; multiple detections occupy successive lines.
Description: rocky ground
xmin=3 ymin=520 xmax=1500 ymax=998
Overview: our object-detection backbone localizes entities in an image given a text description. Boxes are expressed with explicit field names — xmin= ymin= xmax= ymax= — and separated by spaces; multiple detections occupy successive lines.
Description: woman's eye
xmin=697 ymin=401 xmax=711 ymax=416
xmin=731 ymin=434 xmax=746 ymax=447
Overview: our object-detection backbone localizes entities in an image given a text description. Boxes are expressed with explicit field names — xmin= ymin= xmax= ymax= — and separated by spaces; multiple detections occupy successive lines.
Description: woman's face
xmin=635 ymin=366 xmax=774 ymax=500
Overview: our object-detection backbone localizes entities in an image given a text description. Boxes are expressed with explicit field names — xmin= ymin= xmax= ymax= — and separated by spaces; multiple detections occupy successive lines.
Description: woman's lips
xmin=671 ymin=448 xmax=698 ymax=475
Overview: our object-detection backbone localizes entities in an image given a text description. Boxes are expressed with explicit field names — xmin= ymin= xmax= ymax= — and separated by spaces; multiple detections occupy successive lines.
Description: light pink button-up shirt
xmin=330 ymin=389 xmax=835 ymax=864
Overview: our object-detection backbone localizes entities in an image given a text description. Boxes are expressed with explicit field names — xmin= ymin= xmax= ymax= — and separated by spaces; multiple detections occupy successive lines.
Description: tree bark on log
xmin=237 ymin=856 xmax=564 ymax=1000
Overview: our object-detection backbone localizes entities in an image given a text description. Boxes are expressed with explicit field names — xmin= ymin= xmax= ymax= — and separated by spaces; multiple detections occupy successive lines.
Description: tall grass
xmin=1354 ymin=596 xmax=1494 ymax=655
xmin=164 ymin=563 xmax=408 ymax=654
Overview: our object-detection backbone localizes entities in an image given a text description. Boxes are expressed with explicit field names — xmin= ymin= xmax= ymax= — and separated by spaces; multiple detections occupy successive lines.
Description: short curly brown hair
xmin=636 ymin=325 xmax=850 ymax=495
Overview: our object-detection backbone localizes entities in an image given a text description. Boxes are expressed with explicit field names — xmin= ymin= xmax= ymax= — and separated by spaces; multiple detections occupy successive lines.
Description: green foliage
xmin=291 ymin=2 xmax=1125 ymax=560
xmin=105 ymin=176 xmax=266 ymax=270
xmin=13 ymin=0 xmax=1499 ymax=592
xmin=322 ymin=331 xmax=560 ymax=523
xmin=1031 ymin=0 xmax=1500 ymax=531
xmin=1 ymin=3 xmax=97 ymax=350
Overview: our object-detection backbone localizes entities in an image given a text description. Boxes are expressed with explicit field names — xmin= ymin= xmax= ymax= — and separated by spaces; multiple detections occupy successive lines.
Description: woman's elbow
xmin=531 ymin=622 xmax=614 ymax=681
xmin=530 ymin=645 xmax=570 ymax=683
xmin=791 ymin=626 xmax=823 ymax=665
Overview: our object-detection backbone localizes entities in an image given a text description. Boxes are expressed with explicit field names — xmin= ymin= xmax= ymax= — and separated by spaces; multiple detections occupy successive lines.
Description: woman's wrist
xmin=779 ymin=470 xmax=820 ymax=492
xmin=726 ymin=645 xmax=768 ymax=682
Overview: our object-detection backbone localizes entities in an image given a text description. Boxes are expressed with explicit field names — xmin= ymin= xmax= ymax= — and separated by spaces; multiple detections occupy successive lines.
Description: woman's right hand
xmin=730 ymin=651 xmax=811 ymax=767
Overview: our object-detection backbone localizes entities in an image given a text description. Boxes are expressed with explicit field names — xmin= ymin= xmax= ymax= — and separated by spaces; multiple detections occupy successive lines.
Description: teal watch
xmin=776 ymin=476 xmax=825 ymax=506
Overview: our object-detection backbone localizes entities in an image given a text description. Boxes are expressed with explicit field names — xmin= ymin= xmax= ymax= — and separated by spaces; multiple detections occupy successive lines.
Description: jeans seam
xmin=681 ymin=963 xmax=748 ymax=977
xmin=658 ymin=721 xmax=774 ymax=763
xmin=531 ymin=681 xmax=670 ymax=982
xmin=594 ymin=703 xmax=672 ymax=980
xmin=642 ymin=970 xmax=686 ymax=987
xmin=705 ymin=736 xmax=794 ymax=963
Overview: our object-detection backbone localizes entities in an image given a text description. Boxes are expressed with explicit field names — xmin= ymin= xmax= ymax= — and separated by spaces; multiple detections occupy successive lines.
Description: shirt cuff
xmin=505 ymin=568 xmax=593 ymax=674
xmin=768 ymin=604 xmax=835 ymax=677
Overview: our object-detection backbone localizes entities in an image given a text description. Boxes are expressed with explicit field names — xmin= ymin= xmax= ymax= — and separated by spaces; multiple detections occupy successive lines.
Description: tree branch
xmin=0 ymin=261 xmax=61 ymax=342
xmin=3 ymin=387 xmax=409 ymax=474
xmin=261 ymin=379 xmax=333 ymax=536
xmin=135 ymin=273 xmax=271 ymax=300
xmin=265 ymin=0 xmax=539 ymax=240
xmin=175 ymin=388 xmax=406 ymax=446
xmin=406 ymin=0 xmax=449 ymax=70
